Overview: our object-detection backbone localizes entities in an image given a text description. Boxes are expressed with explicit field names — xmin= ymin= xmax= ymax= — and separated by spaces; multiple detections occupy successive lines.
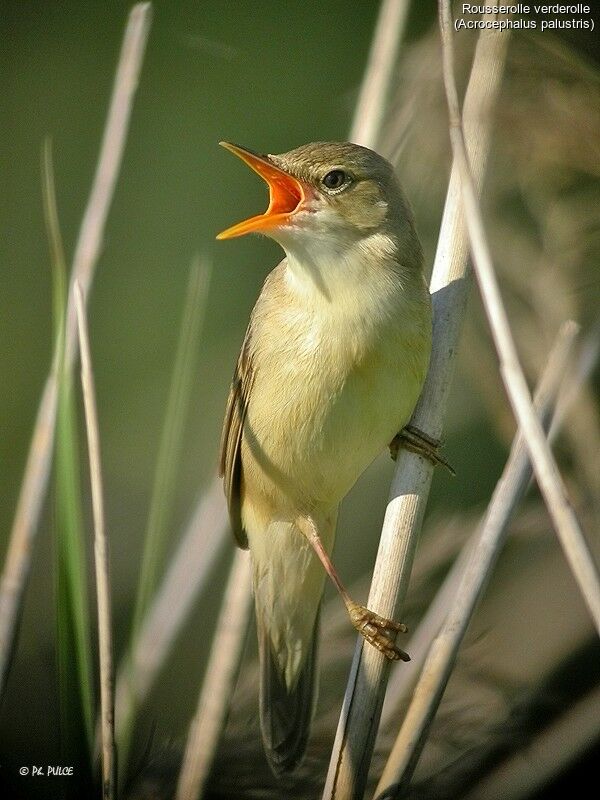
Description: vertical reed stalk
xmin=75 ymin=284 xmax=116 ymax=800
xmin=175 ymin=551 xmax=253 ymax=800
xmin=0 ymin=2 xmax=152 ymax=702
xmin=114 ymin=479 xmax=229 ymax=747
xmin=350 ymin=0 xmax=410 ymax=148
xmin=323 ymin=16 xmax=510 ymax=800
xmin=438 ymin=0 xmax=600 ymax=633
xmin=375 ymin=320 xmax=579 ymax=797
xmin=381 ymin=323 xmax=600 ymax=728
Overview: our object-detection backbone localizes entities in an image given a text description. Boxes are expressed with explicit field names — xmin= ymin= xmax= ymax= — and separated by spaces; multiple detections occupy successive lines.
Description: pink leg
xmin=296 ymin=516 xmax=410 ymax=662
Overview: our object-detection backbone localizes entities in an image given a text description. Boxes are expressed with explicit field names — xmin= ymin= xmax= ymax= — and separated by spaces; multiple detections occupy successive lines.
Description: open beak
xmin=216 ymin=142 xmax=307 ymax=239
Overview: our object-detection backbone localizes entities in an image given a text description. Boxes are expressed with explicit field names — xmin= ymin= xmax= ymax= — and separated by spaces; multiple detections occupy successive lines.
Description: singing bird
xmin=217 ymin=141 xmax=433 ymax=775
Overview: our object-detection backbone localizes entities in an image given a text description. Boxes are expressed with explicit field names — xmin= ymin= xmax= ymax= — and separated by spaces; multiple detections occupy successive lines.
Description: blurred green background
xmin=1 ymin=1 xmax=599 ymax=798
xmin=0 ymin=0 xmax=400 ymax=781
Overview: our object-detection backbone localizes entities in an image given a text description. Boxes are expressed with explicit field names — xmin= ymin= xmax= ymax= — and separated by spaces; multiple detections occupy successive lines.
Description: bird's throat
xmin=281 ymin=229 xmax=403 ymax=308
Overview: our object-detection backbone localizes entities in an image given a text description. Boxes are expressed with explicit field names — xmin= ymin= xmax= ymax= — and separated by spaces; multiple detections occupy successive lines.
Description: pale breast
xmin=241 ymin=271 xmax=431 ymax=512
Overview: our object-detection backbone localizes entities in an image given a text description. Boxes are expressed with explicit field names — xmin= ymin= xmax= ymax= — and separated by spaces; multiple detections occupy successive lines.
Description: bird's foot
xmin=347 ymin=603 xmax=410 ymax=662
xmin=389 ymin=424 xmax=456 ymax=475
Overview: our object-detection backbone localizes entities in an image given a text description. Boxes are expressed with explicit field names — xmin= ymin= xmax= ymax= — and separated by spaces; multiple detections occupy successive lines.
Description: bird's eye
xmin=322 ymin=169 xmax=350 ymax=191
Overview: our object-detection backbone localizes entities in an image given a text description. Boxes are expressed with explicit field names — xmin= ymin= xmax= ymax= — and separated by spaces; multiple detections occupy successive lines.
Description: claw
xmin=390 ymin=425 xmax=456 ymax=475
xmin=348 ymin=603 xmax=410 ymax=662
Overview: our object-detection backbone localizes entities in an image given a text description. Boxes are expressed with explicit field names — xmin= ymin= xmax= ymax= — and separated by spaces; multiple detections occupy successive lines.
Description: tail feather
xmin=258 ymin=611 xmax=320 ymax=777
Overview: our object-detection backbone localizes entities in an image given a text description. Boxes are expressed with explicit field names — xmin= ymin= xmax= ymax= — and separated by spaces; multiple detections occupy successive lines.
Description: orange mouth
xmin=216 ymin=142 xmax=306 ymax=239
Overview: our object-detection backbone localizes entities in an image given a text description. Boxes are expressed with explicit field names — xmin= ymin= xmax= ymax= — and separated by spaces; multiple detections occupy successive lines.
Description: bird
xmin=217 ymin=140 xmax=433 ymax=777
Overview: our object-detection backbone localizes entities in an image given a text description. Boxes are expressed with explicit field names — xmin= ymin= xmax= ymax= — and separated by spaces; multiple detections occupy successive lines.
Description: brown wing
xmin=219 ymin=324 xmax=255 ymax=549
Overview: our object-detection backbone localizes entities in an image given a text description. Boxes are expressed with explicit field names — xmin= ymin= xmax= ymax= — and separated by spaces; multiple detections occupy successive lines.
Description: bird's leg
xmin=296 ymin=516 xmax=410 ymax=662
xmin=390 ymin=424 xmax=456 ymax=475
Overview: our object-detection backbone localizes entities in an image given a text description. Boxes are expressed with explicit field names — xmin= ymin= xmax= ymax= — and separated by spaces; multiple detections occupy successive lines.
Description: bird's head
xmin=216 ymin=141 xmax=417 ymax=258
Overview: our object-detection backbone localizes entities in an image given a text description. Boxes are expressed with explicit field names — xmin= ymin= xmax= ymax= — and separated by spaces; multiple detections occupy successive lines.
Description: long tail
xmin=258 ymin=610 xmax=320 ymax=776
xmin=250 ymin=516 xmax=335 ymax=776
